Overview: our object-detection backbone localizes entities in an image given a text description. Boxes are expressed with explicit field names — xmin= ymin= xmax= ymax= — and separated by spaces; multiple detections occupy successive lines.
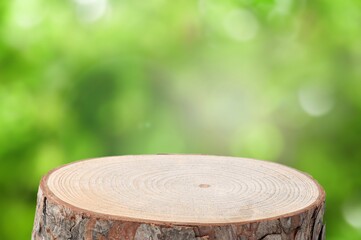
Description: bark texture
xmin=32 ymin=187 xmax=325 ymax=240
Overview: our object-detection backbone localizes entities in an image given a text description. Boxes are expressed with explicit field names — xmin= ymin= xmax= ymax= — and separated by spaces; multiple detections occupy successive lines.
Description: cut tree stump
xmin=32 ymin=155 xmax=325 ymax=240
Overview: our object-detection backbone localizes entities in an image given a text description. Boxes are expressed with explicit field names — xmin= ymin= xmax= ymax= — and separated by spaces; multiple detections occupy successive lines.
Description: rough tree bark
xmin=32 ymin=155 xmax=325 ymax=240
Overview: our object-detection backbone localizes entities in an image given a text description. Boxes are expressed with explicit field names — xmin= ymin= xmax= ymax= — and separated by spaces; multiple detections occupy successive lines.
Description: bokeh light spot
xmin=223 ymin=9 xmax=259 ymax=42
xmin=343 ymin=195 xmax=361 ymax=230
xmin=74 ymin=0 xmax=108 ymax=23
xmin=271 ymin=0 xmax=293 ymax=16
xmin=298 ymin=84 xmax=334 ymax=117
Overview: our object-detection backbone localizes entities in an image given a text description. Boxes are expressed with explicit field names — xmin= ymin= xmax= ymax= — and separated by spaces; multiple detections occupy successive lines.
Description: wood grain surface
xmin=32 ymin=154 xmax=325 ymax=240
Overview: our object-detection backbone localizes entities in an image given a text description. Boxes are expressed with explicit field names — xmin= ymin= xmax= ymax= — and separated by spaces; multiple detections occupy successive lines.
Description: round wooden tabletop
xmin=44 ymin=155 xmax=324 ymax=225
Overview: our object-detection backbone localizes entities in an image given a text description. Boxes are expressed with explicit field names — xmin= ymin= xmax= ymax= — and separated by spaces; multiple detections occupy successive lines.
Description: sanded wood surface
xmin=32 ymin=154 xmax=325 ymax=240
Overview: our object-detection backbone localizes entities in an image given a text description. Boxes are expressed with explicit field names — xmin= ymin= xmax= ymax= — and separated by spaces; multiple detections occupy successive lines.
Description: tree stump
xmin=32 ymin=155 xmax=325 ymax=240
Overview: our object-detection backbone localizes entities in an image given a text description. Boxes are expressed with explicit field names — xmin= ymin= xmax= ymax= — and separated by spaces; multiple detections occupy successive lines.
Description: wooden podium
xmin=32 ymin=155 xmax=325 ymax=239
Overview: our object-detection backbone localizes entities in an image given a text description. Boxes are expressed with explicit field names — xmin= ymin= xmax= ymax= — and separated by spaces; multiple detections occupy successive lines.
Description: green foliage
xmin=1 ymin=0 xmax=361 ymax=239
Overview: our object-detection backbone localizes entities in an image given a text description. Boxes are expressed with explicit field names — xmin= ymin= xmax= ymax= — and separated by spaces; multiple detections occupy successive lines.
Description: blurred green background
xmin=1 ymin=0 xmax=361 ymax=239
